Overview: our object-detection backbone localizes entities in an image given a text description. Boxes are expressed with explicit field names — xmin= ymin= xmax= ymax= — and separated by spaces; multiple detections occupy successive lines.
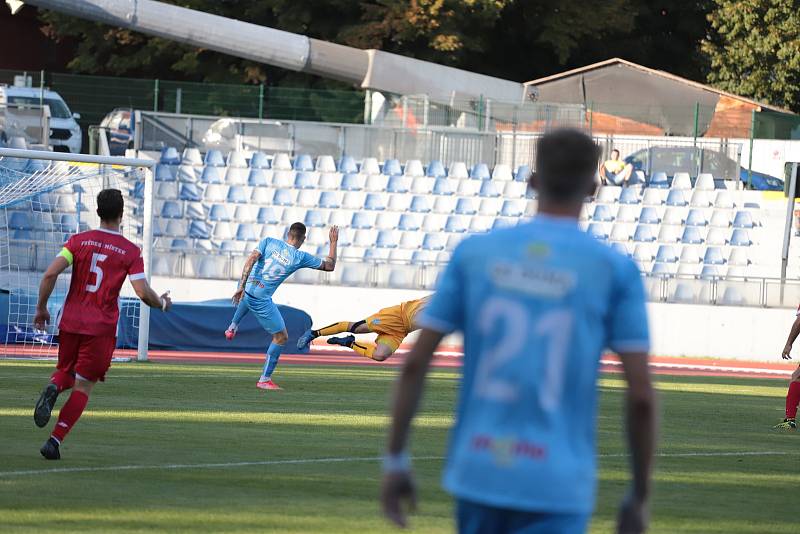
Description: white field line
xmin=599 ymin=359 xmax=793 ymax=376
xmin=0 ymin=451 xmax=794 ymax=479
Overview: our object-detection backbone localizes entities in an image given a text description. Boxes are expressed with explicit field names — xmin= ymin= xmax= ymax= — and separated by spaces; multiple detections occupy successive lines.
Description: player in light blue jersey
xmin=381 ymin=130 xmax=657 ymax=534
xmin=230 ymin=222 xmax=338 ymax=390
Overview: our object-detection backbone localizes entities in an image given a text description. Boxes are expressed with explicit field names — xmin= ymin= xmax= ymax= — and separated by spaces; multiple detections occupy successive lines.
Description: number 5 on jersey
xmin=86 ymin=252 xmax=108 ymax=293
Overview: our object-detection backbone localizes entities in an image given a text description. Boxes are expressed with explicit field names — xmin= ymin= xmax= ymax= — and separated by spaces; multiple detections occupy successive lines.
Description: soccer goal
xmin=0 ymin=148 xmax=156 ymax=362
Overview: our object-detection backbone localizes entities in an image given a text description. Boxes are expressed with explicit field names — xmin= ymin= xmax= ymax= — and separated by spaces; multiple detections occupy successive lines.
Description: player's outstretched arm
xmin=382 ymin=327 xmax=443 ymax=528
xmin=617 ymin=351 xmax=657 ymax=534
xmin=782 ymin=317 xmax=800 ymax=359
xmin=131 ymin=278 xmax=172 ymax=311
xmin=233 ymin=250 xmax=261 ymax=304
xmin=319 ymin=226 xmax=339 ymax=272
xmin=34 ymin=256 xmax=70 ymax=330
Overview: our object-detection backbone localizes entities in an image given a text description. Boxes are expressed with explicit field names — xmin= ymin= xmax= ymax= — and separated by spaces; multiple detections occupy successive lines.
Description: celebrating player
xmin=33 ymin=188 xmax=172 ymax=460
xmin=296 ymin=297 xmax=430 ymax=361
xmin=381 ymin=129 xmax=657 ymax=534
xmin=775 ymin=307 xmax=800 ymax=430
xmin=232 ymin=223 xmax=338 ymax=390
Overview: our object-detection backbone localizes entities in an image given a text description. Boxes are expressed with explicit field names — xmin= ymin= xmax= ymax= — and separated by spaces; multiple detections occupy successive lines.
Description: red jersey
xmin=58 ymin=228 xmax=145 ymax=337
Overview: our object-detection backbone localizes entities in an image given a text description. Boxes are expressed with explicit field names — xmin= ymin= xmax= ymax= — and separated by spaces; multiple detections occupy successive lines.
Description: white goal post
xmin=0 ymin=147 xmax=156 ymax=362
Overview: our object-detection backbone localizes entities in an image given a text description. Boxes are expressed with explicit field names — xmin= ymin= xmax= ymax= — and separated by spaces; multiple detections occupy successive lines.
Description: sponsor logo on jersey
xmin=471 ymin=434 xmax=547 ymax=466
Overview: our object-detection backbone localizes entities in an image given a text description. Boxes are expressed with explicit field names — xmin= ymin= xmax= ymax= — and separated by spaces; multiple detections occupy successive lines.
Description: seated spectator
xmin=599 ymin=149 xmax=634 ymax=186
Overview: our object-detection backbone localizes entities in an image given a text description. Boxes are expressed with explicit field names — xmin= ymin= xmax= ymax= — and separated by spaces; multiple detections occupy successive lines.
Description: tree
xmin=702 ymin=0 xmax=800 ymax=112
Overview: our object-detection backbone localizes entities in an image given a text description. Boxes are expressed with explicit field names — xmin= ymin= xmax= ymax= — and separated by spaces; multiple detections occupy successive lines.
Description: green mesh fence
xmin=753 ymin=110 xmax=800 ymax=140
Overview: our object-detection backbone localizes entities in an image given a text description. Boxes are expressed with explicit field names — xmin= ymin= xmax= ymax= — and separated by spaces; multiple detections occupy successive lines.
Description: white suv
xmin=0 ymin=85 xmax=82 ymax=153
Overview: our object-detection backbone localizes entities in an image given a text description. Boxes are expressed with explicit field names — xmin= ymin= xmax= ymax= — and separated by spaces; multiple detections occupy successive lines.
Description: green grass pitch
xmin=0 ymin=360 xmax=795 ymax=533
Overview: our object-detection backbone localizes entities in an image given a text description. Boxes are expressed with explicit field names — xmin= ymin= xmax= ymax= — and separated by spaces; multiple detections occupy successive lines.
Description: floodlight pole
xmin=780 ymin=162 xmax=798 ymax=305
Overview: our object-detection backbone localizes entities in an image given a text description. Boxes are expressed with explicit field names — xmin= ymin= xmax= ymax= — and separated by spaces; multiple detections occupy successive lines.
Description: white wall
xmin=153 ymin=277 xmax=795 ymax=362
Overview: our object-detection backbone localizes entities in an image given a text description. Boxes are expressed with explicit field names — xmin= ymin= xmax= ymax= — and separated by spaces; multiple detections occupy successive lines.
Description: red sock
xmin=786 ymin=382 xmax=800 ymax=419
xmin=50 ymin=370 xmax=75 ymax=393
xmin=51 ymin=390 xmax=88 ymax=442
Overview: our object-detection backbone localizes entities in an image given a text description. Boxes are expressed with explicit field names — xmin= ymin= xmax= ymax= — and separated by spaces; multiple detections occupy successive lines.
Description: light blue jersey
xmin=246 ymin=238 xmax=322 ymax=300
xmin=419 ymin=215 xmax=649 ymax=515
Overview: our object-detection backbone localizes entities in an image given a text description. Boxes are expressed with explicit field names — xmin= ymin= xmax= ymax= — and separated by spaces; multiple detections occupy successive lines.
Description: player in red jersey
xmin=775 ymin=304 xmax=800 ymax=430
xmin=32 ymin=188 xmax=172 ymax=459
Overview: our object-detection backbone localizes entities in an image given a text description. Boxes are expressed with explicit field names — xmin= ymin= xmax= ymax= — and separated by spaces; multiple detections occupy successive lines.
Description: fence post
xmin=692 ymin=102 xmax=700 ymax=146
xmin=153 ymin=79 xmax=159 ymax=112
xmin=423 ymin=94 xmax=429 ymax=128
xmin=258 ymin=83 xmax=264 ymax=119
xmin=588 ymin=101 xmax=593 ymax=134
xmin=175 ymin=88 xmax=182 ymax=114
xmin=39 ymin=69 xmax=45 ymax=107
xmin=401 ymin=96 xmax=408 ymax=128
xmin=484 ymin=99 xmax=491 ymax=132
xmin=747 ymin=109 xmax=755 ymax=188
xmin=477 ymin=94 xmax=484 ymax=131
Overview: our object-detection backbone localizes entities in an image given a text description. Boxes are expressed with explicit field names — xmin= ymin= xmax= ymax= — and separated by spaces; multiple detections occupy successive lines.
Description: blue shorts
xmin=456 ymin=499 xmax=590 ymax=534
xmin=244 ymin=293 xmax=286 ymax=334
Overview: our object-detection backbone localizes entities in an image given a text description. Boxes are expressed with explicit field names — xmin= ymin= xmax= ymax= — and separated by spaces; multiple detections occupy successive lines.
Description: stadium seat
xmin=249 ymin=187 xmax=271 ymax=205
xmin=500 ymin=200 xmax=526 ymax=217
xmin=160 ymin=201 xmax=183 ymax=219
xmin=364 ymin=174 xmax=389 ymax=192
xmin=725 ymin=266 xmax=747 ymax=279
xmin=399 ymin=231 xmax=424 ymax=249
xmin=337 ymin=156 xmax=358 ymax=174
xmin=376 ymin=230 xmax=400 ymax=248
xmin=227 ymin=185 xmax=248 ymax=204
xmin=156 ymin=182 xmax=179 ymax=200
xmin=479 ymin=180 xmax=501 ymax=198
xmin=613 ymin=204 xmax=639 ymax=223
xmin=404 ymin=160 xmax=424 ymax=177
xmin=514 ymin=165 xmax=531 ymax=183
xmin=340 ymin=246 xmax=366 ymax=262
xmin=642 ymin=188 xmax=667 ymax=205
xmin=318 ymin=172 xmax=342 ymax=190
xmin=719 ymin=286 xmax=745 ymax=305
xmin=421 ymin=233 xmax=447 ymax=251
xmin=671 ymin=283 xmax=697 ymax=302
xmin=363 ymin=193 xmax=387 ymax=211
xmin=633 ymin=244 xmax=655 ymax=263
xmin=588 ymin=223 xmax=609 ymax=240
xmin=56 ymin=213 xmax=78 ymax=233
xmin=364 ymin=248 xmax=391 ymax=262
xmin=342 ymin=191 xmax=367 ymax=210
xmin=433 ymin=177 xmax=457 ymax=196
xmin=233 ymin=205 xmax=256 ymax=223
xmin=671 ymin=172 xmax=692 ymax=189
xmin=733 ymin=211 xmax=754 ymax=229
xmin=411 ymin=250 xmax=438 ymax=263
xmin=293 ymin=154 xmax=314 ymax=171
xmin=398 ymin=214 xmax=422 ymax=231
xmin=618 ymin=188 xmax=641 ymax=205
xmin=706 ymin=228 xmax=728 ymax=246
xmin=351 ymin=211 xmax=376 ymax=230
xmin=188 ymin=220 xmax=211 ymax=239
xmin=470 ymin=163 xmax=490 ymax=180
xmin=659 ymin=226 xmax=681 ymax=246
xmin=422 ymin=214 xmax=446 ymax=233
xmin=375 ymin=212 xmax=401 ymax=230
xmin=479 ymin=198 xmax=502 ymax=217
xmin=651 ymin=262 xmax=677 ymax=276
xmin=306 ymin=227 xmax=328 ymax=246
xmin=341 ymin=173 xmax=366 ymax=191
xmin=690 ymin=190 xmax=712 ymax=208
xmin=281 ymin=207 xmax=305 ymax=225
xmin=249 ymin=152 xmax=270 ymax=169
xmin=160 ymin=146 xmax=181 ymax=164
xmin=382 ymin=159 xmax=402 ymax=176
xmin=638 ymin=207 xmax=661 ymax=225
xmin=596 ymin=186 xmax=621 ymax=203
xmin=334 ymin=226 xmax=354 ymax=246
xmin=448 ymin=161 xmax=469 ymax=179
xmin=648 ymin=172 xmax=669 ymax=189
xmin=710 ymin=210 xmax=733 ymax=228
xmin=213 ymin=222 xmax=236 ymax=240
xmin=304 ymin=210 xmax=327 ymax=228
xmin=445 ymin=215 xmax=469 ymax=233
xmin=162 ymin=219 xmax=188 ymax=237
xmin=592 ymin=204 xmax=615 ymax=222
xmin=410 ymin=196 xmax=432 ymax=213
xmin=204 ymin=184 xmax=228 ymax=202
xmin=296 ymin=189 xmax=321 ymax=208
xmin=386 ymin=175 xmax=411 ymax=193
xmin=678 ymin=263 xmax=703 ymax=278
xmin=224 ymin=167 xmax=247 ymax=185
xmin=178 ymin=183 xmax=202 ymax=202
xmin=272 ymin=189 xmax=296 ymax=206
xmin=386 ymin=194 xmax=411 ymax=212
xmin=503 ymin=181 xmax=527 ymax=199
xmin=426 ymin=160 xmax=446 ymax=178
xmin=446 ymin=233 xmax=464 ymax=250
xmin=681 ymin=227 xmax=705 ymax=244
xmin=294 ymin=171 xmax=319 ymax=190
xmin=7 ymin=212 xmax=32 ymax=231
xmin=196 ymin=256 xmax=227 ymax=279
xmin=155 ymin=164 xmax=177 ymax=182
xmin=457 ymin=179 xmax=481 ymax=197
xmin=260 ymin=223 xmax=283 ymax=239
xmin=700 ymin=265 xmax=721 ymax=279
xmin=169 ymin=238 xmax=191 ymax=251
xmin=182 ymin=148 xmax=202 ymax=165
xmin=666 ymin=189 xmax=689 ymax=207
xmin=225 ymin=151 xmax=247 ymax=168
xmin=388 ymin=248 xmax=414 ymax=263
xmin=493 ymin=218 xmax=516 ymax=231
xmin=610 ymin=223 xmax=634 ymax=242
xmin=247 ymin=168 xmax=271 ymax=187
xmin=204 ymin=150 xmax=225 ymax=167
xmin=353 ymin=229 xmax=378 ymax=248
xmin=272 ymin=153 xmax=292 ymax=170
xmin=703 ymin=247 xmax=726 ymax=265
xmin=314 ymin=155 xmax=336 ymax=173
xmin=728 ymin=248 xmax=750 ymax=266
xmin=680 ymin=245 xmax=703 ymax=264
xmin=685 ymin=209 xmax=709 ymax=227
xmin=208 ymin=204 xmax=232 ymax=222
xmin=453 ymin=198 xmax=477 ymax=215
xmin=359 ymin=157 xmax=380 ymax=175
xmin=662 ymin=207 xmax=686 ymax=226
xmin=731 ymin=229 xmax=752 ymax=246
xmin=632 ymin=170 xmax=646 ymax=185
xmin=411 ymin=177 xmax=435 ymax=194
xmin=656 ymin=245 xmax=679 ymax=263
xmin=492 ymin=164 xmax=513 ymax=181
xmin=219 ymin=241 xmax=246 ymax=253
xmin=184 ymin=201 xmax=206 ymax=220
xmin=695 ymin=173 xmax=715 ymax=190
xmin=714 ymin=191 xmax=735 ymax=209
xmin=177 ymin=164 xmax=200 ymax=183
xmin=340 ymin=264 xmax=371 ymax=286
xmin=611 ymin=242 xmax=632 ymax=257
xmin=318 ymin=191 xmax=343 ymax=209
xmin=270 ymin=170 xmax=294 ymax=189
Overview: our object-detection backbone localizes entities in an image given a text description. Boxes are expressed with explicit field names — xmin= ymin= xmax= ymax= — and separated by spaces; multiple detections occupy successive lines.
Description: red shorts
xmin=57 ymin=331 xmax=117 ymax=382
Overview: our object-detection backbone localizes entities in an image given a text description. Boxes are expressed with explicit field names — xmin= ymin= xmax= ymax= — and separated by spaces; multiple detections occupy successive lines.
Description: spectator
xmin=600 ymin=149 xmax=634 ymax=186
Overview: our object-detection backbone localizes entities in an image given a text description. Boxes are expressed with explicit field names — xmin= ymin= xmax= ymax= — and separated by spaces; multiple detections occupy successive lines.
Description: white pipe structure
xmin=14 ymin=0 xmax=535 ymax=107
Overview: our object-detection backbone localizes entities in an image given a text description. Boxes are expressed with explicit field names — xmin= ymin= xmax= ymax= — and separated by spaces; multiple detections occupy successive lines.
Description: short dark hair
xmin=288 ymin=222 xmax=307 ymax=240
xmin=611 ymin=148 xmax=620 ymax=157
xmin=96 ymin=188 xmax=124 ymax=222
xmin=534 ymin=129 xmax=600 ymax=202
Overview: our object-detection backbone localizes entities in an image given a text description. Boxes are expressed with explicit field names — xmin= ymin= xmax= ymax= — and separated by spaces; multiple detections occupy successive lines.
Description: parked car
xmin=100 ymin=108 xmax=133 ymax=155
xmin=623 ymin=146 xmax=783 ymax=190
xmin=0 ymin=85 xmax=82 ymax=153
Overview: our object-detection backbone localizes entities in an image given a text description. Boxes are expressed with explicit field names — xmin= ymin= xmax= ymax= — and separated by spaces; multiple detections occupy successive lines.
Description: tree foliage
xmin=702 ymin=0 xmax=800 ymax=112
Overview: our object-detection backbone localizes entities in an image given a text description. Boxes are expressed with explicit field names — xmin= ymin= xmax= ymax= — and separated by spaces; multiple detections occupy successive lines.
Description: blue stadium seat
xmin=293 ymin=154 xmax=314 ymax=171
xmin=681 ymin=227 xmax=704 ymax=244
xmin=160 ymin=201 xmax=183 ymax=219
xmin=611 ymin=242 xmax=631 ymax=257
xmin=638 ymin=207 xmax=661 ymax=225
xmin=479 ymin=180 xmax=501 ymax=198
xmin=399 ymin=214 xmax=422 ymax=231
xmin=295 ymin=171 xmax=319 ymax=190
xmin=249 ymin=151 xmax=270 ymax=169
xmin=177 ymin=164 xmax=200 ymax=183
xmin=272 ymin=189 xmax=295 ymax=206
xmin=58 ymin=214 xmax=78 ymax=233
xmin=318 ymin=191 xmax=342 ymax=209
xmin=651 ymin=263 xmax=675 ymax=276
xmin=633 ymin=224 xmax=657 ymax=243
xmin=341 ymin=173 xmax=365 ymax=191
xmin=155 ymin=164 xmax=177 ymax=182
xmin=304 ymin=210 xmax=327 ymax=228
xmin=179 ymin=183 xmax=203 ymax=202
xmin=209 ymin=204 xmax=232 ymax=222
xmin=421 ymin=233 xmax=447 ymax=251
xmin=170 ymin=238 xmax=191 ymax=251
xmin=184 ymin=202 xmax=206 ymax=220
xmin=592 ymin=205 xmax=615 ymax=222
xmin=200 ymin=166 xmax=224 ymax=184
xmin=227 ymin=185 xmax=248 ymax=204
xmin=469 ymin=163 xmax=490 ymax=180
xmin=31 ymin=193 xmax=55 ymax=212
xmin=188 ymin=220 xmax=211 ymax=239
xmin=655 ymin=245 xmax=679 ymax=263
xmin=445 ymin=216 xmax=469 ymax=233
xmin=410 ymin=196 xmax=432 ymax=213
xmin=426 ymin=160 xmax=446 ymax=178
xmin=364 ymin=248 xmax=391 ymax=262
xmin=376 ymin=230 xmax=400 ymax=248
xmin=432 ymin=177 xmax=456 ymax=196
xmin=703 ymin=247 xmax=726 ymax=265
xmin=387 ymin=175 xmax=411 ymax=193
xmin=587 ymin=223 xmax=608 ymax=240
xmin=500 ymin=200 xmax=525 ymax=217
xmin=7 ymin=212 xmax=32 ymax=231
xmin=257 ymin=207 xmax=280 ymax=225
xmin=365 ymin=193 xmax=387 ymax=211
xmin=248 ymin=169 xmax=271 ymax=187
xmin=204 ymin=150 xmax=225 ymax=167
xmin=514 ymin=165 xmax=531 ymax=182
xmin=351 ymin=212 xmax=376 ymax=229
xmin=685 ymin=209 xmax=708 ymax=227
xmin=618 ymin=188 xmax=641 ymax=205
xmin=733 ymin=211 xmax=754 ymax=229
xmin=455 ymin=198 xmax=478 ymax=215
xmin=700 ymin=265 xmax=721 ymax=279
xmin=159 ymin=147 xmax=181 ymax=165
xmin=337 ymin=156 xmax=358 ymax=174
xmin=666 ymin=189 xmax=689 ymax=207
xmin=648 ymin=172 xmax=669 ymax=188
xmin=731 ymin=229 xmax=751 ymax=246
xmin=382 ymin=159 xmax=402 ymax=176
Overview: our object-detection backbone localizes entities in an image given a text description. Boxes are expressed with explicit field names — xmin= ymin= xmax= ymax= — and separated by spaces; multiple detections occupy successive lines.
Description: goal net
xmin=0 ymin=148 xmax=155 ymax=361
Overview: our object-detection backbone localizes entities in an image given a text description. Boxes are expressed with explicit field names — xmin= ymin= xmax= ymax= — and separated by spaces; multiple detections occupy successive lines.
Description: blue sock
xmin=229 ymin=299 xmax=249 ymax=330
xmin=261 ymin=342 xmax=285 ymax=379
